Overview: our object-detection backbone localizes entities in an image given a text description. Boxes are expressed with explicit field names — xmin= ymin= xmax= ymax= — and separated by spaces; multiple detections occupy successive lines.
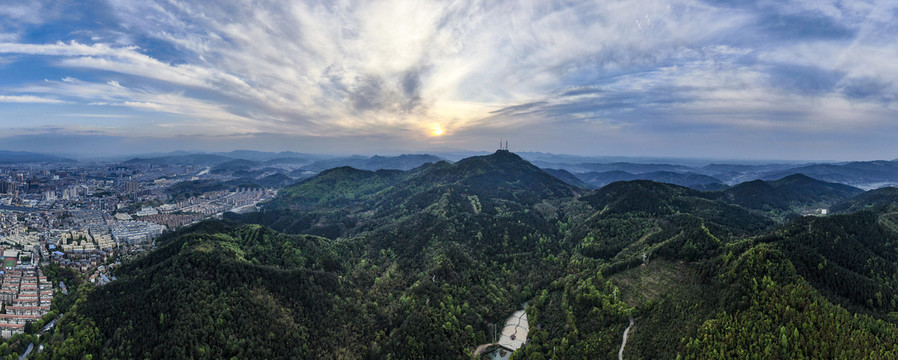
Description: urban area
xmin=0 ymin=159 xmax=276 ymax=339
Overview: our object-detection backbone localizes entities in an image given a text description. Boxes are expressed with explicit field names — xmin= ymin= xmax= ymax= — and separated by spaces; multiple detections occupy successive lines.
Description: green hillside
xmin=831 ymin=186 xmax=898 ymax=214
xmin=31 ymin=152 xmax=898 ymax=359
xmin=711 ymin=174 xmax=863 ymax=219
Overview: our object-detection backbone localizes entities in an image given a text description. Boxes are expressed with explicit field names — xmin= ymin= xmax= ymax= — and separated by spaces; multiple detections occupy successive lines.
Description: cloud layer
xmin=0 ymin=0 xmax=897 ymax=159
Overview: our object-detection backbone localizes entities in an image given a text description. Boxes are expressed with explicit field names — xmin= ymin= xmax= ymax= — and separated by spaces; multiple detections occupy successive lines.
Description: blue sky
xmin=1 ymin=0 xmax=897 ymax=160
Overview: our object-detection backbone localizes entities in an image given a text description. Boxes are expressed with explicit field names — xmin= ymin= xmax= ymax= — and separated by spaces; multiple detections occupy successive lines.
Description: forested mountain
xmin=574 ymin=170 xmax=638 ymax=187
xmin=570 ymin=162 xmax=692 ymax=174
xmin=635 ymin=171 xmax=726 ymax=191
xmin=530 ymin=157 xmax=898 ymax=190
xmin=831 ymin=186 xmax=898 ymax=213
xmin=33 ymin=151 xmax=898 ymax=359
xmin=762 ymin=160 xmax=898 ymax=187
xmin=255 ymin=173 xmax=296 ymax=188
xmin=572 ymin=170 xmax=725 ymax=190
xmin=124 ymin=154 xmax=235 ymax=166
xmin=541 ymin=168 xmax=592 ymax=189
xmin=711 ymin=174 xmax=863 ymax=217
xmin=249 ymin=151 xmax=579 ymax=238
xmin=209 ymin=159 xmax=260 ymax=174
xmin=299 ymin=154 xmax=445 ymax=172
xmin=217 ymin=150 xmax=321 ymax=162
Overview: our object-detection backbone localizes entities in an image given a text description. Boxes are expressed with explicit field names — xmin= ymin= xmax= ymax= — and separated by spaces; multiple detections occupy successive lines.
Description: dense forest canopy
xmin=24 ymin=151 xmax=898 ymax=359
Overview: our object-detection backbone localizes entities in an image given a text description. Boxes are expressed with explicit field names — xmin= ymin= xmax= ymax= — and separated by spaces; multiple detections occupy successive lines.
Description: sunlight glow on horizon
xmin=1 ymin=1 xmax=898 ymax=159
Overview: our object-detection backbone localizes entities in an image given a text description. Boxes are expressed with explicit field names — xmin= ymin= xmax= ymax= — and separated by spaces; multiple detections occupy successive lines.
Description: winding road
xmin=618 ymin=317 xmax=634 ymax=360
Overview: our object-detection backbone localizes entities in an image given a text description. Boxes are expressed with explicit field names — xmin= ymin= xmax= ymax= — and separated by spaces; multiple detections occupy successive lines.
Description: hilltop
xmin=711 ymin=174 xmax=863 ymax=218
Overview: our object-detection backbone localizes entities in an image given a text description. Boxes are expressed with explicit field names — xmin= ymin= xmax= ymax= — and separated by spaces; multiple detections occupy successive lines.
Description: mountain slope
xmin=398 ymin=150 xmax=579 ymax=205
xmin=574 ymin=171 xmax=638 ymax=188
xmin=252 ymin=151 xmax=580 ymax=237
xmin=763 ymin=160 xmax=898 ymax=187
xmin=712 ymin=174 xmax=863 ymax=216
xmin=48 ymin=223 xmax=348 ymax=358
xmin=267 ymin=166 xmax=405 ymax=211
xmin=568 ymin=180 xmax=774 ymax=262
xmin=831 ymin=186 xmax=898 ymax=213
xmin=35 ymin=152 xmax=898 ymax=360
xmin=580 ymin=180 xmax=770 ymax=232
xmin=574 ymin=170 xmax=725 ymax=190
xmin=638 ymin=171 xmax=725 ymax=190
xmin=757 ymin=211 xmax=898 ymax=314
xmin=124 ymin=154 xmax=235 ymax=166
xmin=542 ymin=168 xmax=592 ymax=189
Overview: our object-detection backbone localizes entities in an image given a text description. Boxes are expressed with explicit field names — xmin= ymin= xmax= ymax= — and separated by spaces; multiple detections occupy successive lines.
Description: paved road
xmin=618 ymin=317 xmax=634 ymax=360
xmin=19 ymin=343 xmax=33 ymax=360
xmin=39 ymin=314 xmax=62 ymax=335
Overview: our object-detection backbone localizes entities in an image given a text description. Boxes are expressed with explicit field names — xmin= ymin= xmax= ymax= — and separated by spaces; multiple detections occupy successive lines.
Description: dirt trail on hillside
xmin=618 ymin=317 xmax=634 ymax=360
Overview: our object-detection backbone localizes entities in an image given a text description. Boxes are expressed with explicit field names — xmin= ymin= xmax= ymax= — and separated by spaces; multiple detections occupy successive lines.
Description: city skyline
xmin=1 ymin=1 xmax=898 ymax=160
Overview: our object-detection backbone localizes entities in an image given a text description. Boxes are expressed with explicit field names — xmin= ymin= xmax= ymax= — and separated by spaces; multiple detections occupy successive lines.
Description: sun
xmin=432 ymin=125 xmax=444 ymax=136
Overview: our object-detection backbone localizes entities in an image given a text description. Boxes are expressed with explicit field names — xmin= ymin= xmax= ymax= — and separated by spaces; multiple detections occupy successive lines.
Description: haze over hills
xmin=10 ymin=146 xmax=893 ymax=192
xmin=7 ymin=145 xmax=898 ymax=190
xmin=32 ymin=150 xmax=898 ymax=359
xmin=760 ymin=161 xmax=898 ymax=189
xmin=572 ymin=170 xmax=727 ymax=190
xmin=711 ymin=174 xmax=864 ymax=219
xmin=0 ymin=150 xmax=74 ymax=164
xmin=536 ymin=158 xmax=898 ymax=190
xmin=299 ymin=154 xmax=445 ymax=172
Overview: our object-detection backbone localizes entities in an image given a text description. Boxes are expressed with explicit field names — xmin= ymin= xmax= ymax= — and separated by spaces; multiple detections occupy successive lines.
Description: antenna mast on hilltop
xmin=498 ymin=139 xmax=509 ymax=151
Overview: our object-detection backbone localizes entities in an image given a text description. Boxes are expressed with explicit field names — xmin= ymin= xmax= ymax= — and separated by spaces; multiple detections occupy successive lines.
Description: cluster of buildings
xmin=89 ymin=264 xmax=119 ymax=286
xmin=165 ymin=188 xmax=272 ymax=216
xmin=45 ymin=227 xmax=117 ymax=273
xmin=135 ymin=213 xmax=203 ymax=229
xmin=109 ymin=221 xmax=166 ymax=244
xmin=0 ymin=267 xmax=52 ymax=338
xmin=50 ymin=247 xmax=114 ymax=273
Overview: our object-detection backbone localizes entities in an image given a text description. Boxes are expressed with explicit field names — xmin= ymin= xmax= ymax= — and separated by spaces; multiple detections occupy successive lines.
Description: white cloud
xmin=0 ymin=95 xmax=67 ymax=104
xmin=93 ymin=0 xmax=758 ymax=135
xmin=0 ymin=2 xmax=44 ymax=25
xmin=0 ymin=0 xmax=897 ymax=153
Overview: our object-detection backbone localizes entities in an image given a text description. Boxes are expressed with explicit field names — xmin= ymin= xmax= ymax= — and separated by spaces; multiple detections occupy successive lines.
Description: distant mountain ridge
xmin=102 ymin=149 xmax=898 ymax=189
xmin=530 ymin=158 xmax=898 ymax=190
xmin=572 ymin=170 xmax=725 ymax=190
xmin=121 ymin=152 xmax=444 ymax=174
xmin=124 ymin=154 xmax=235 ymax=166
xmin=299 ymin=154 xmax=445 ymax=172
xmin=761 ymin=161 xmax=898 ymax=188
xmin=712 ymin=174 xmax=863 ymax=215
xmin=542 ymin=168 xmax=592 ymax=189
xmin=0 ymin=150 xmax=73 ymax=163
